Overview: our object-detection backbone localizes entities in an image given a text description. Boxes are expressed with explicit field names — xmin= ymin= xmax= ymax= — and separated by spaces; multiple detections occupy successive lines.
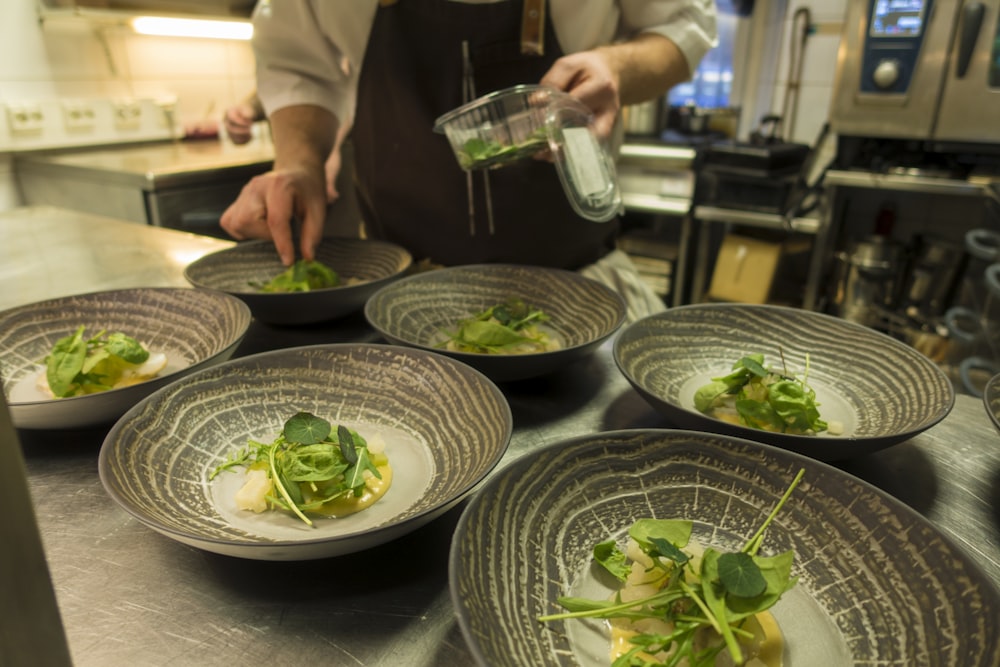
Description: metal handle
xmin=956 ymin=2 xmax=985 ymax=78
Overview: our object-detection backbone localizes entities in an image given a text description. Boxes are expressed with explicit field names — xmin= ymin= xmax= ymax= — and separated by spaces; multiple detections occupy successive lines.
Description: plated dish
xmin=184 ymin=238 xmax=413 ymax=325
xmin=613 ymin=304 xmax=955 ymax=460
xmin=364 ymin=264 xmax=626 ymax=382
xmin=0 ymin=287 xmax=250 ymax=429
xmin=99 ymin=343 xmax=512 ymax=560
xmin=450 ymin=429 xmax=1000 ymax=666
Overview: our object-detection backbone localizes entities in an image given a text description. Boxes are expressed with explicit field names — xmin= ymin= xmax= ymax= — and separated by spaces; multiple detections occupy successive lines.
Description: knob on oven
xmin=872 ymin=59 xmax=901 ymax=90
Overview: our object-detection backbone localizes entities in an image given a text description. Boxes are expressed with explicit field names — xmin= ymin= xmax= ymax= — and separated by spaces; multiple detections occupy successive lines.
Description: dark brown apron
xmin=352 ymin=0 xmax=619 ymax=269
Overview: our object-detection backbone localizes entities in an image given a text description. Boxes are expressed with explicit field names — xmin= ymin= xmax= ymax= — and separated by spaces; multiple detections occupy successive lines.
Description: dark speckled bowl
xmin=450 ymin=430 xmax=1000 ymax=666
xmin=364 ymin=264 xmax=627 ymax=382
xmin=99 ymin=343 xmax=512 ymax=560
xmin=0 ymin=287 xmax=251 ymax=429
xmin=184 ymin=238 xmax=412 ymax=325
xmin=614 ymin=303 xmax=955 ymax=461
xmin=984 ymin=373 xmax=1000 ymax=437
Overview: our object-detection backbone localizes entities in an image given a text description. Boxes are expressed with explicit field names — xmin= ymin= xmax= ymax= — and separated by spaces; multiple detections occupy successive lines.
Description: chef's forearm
xmin=269 ymin=105 xmax=338 ymax=173
xmin=597 ymin=33 xmax=690 ymax=107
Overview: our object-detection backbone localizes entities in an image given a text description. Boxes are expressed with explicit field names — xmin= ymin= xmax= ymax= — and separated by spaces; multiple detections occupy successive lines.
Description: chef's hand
xmin=219 ymin=166 xmax=328 ymax=265
xmin=540 ymin=34 xmax=689 ymax=143
xmin=540 ymin=49 xmax=621 ymax=142
xmin=223 ymin=102 xmax=262 ymax=145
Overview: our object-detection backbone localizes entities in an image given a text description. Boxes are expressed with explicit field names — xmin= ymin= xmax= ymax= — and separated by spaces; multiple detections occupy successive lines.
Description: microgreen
xmin=538 ymin=468 xmax=805 ymax=666
xmin=457 ymin=128 xmax=549 ymax=169
xmin=208 ymin=412 xmax=386 ymax=527
xmin=250 ymin=259 xmax=340 ymax=293
xmin=438 ymin=297 xmax=554 ymax=354
xmin=694 ymin=353 xmax=828 ymax=435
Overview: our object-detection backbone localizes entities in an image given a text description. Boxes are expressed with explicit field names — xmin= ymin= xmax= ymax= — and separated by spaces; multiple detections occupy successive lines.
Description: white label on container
xmin=561 ymin=126 xmax=607 ymax=197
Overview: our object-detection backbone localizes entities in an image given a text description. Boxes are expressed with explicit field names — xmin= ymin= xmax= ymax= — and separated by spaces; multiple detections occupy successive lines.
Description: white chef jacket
xmin=252 ymin=0 xmax=718 ymax=127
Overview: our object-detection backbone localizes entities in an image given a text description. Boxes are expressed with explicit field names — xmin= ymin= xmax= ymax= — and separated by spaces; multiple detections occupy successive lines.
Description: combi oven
xmin=831 ymin=0 xmax=1000 ymax=160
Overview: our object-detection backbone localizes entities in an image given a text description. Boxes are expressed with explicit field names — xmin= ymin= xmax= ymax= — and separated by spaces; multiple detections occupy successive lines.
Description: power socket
xmin=113 ymin=101 xmax=142 ymax=130
xmin=62 ymin=101 xmax=96 ymax=131
xmin=6 ymin=103 xmax=45 ymax=135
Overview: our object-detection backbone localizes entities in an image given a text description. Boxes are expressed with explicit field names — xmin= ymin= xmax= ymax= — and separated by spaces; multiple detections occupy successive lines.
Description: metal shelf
xmin=693 ymin=205 xmax=820 ymax=233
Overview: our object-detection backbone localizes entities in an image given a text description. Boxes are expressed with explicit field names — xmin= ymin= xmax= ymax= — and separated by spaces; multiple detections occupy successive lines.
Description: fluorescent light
xmin=130 ymin=16 xmax=253 ymax=40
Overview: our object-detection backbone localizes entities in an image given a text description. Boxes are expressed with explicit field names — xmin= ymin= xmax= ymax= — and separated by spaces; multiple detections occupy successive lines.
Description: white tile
xmin=123 ymin=34 xmax=232 ymax=79
xmin=789 ymin=83 xmax=833 ymax=144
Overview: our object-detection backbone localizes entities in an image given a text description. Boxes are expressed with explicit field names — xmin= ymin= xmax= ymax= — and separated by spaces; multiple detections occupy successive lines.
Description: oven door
xmin=933 ymin=0 xmax=1000 ymax=145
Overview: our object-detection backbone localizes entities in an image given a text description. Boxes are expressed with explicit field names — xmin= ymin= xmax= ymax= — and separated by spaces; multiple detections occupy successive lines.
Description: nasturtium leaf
xmin=283 ymin=412 xmax=332 ymax=445
xmin=717 ymin=551 xmax=766 ymax=598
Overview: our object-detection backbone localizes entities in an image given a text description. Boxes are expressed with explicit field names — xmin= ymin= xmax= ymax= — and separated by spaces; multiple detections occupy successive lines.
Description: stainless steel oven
xmin=831 ymin=0 xmax=1000 ymax=154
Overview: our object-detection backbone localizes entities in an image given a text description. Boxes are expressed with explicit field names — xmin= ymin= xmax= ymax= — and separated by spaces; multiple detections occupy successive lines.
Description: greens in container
xmin=433 ymin=84 xmax=622 ymax=223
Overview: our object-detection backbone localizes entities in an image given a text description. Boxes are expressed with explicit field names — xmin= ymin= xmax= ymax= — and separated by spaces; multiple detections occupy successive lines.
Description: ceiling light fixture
xmin=130 ymin=16 xmax=253 ymax=40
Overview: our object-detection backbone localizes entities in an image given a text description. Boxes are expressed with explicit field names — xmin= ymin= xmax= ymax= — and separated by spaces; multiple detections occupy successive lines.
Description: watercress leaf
xmin=280 ymin=443 xmax=348 ymax=481
xmin=337 ymin=424 xmax=358 ymax=464
xmin=345 ymin=447 xmax=381 ymax=496
xmin=739 ymin=355 xmax=769 ymax=378
xmin=555 ymin=596 xmax=618 ymax=614
xmin=649 ymin=536 xmax=691 ymax=565
xmin=734 ymin=397 xmax=785 ymax=431
xmin=283 ymin=412 xmax=331 ymax=445
xmin=769 ymin=380 xmax=825 ymax=432
xmin=629 ymin=518 xmax=692 ymax=551
xmin=717 ymin=551 xmax=766 ymax=597
xmin=104 ymin=332 xmax=150 ymax=363
xmin=593 ymin=539 xmax=630 ymax=581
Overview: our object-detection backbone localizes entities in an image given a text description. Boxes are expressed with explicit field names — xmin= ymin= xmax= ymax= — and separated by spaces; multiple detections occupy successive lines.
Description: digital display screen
xmin=870 ymin=0 xmax=927 ymax=37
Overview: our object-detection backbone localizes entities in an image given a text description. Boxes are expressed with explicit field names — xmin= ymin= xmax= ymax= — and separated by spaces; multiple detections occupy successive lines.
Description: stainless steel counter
xmin=15 ymin=139 xmax=275 ymax=190
xmin=0 ymin=206 xmax=234 ymax=312
xmin=14 ymin=140 xmax=274 ymax=233
xmin=5 ymin=206 xmax=1000 ymax=665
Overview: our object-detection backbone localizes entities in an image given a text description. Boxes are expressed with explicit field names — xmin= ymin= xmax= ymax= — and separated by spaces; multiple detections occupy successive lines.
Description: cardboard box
xmin=707 ymin=233 xmax=784 ymax=304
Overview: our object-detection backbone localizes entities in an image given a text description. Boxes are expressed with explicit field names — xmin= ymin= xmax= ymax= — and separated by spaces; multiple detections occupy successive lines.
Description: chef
xmin=221 ymin=0 xmax=717 ymax=320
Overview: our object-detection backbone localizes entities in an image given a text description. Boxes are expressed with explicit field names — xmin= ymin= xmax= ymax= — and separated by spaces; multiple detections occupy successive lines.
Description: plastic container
xmin=433 ymin=84 xmax=622 ymax=223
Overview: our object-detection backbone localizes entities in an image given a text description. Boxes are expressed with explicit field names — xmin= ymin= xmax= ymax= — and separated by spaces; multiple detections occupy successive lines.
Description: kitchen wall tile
xmin=224 ymin=41 xmax=257 ymax=78
xmin=128 ymin=79 xmax=248 ymax=127
xmin=789 ymin=82 xmax=833 ymax=145
xmin=123 ymin=34 xmax=233 ymax=79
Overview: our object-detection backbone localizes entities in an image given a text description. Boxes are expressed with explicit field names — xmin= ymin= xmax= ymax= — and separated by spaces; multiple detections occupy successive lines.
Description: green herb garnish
xmin=208 ymin=411 xmax=388 ymax=527
xmin=694 ymin=352 xmax=828 ymax=435
xmin=438 ymin=297 xmax=556 ymax=354
xmin=251 ymin=259 xmax=340 ymax=293
xmin=457 ymin=128 xmax=549 ymax=169
xmin=539 ymin=469 xmax=805 ymax=666
xmin=43 ymin=325 xmax=153 ymax=397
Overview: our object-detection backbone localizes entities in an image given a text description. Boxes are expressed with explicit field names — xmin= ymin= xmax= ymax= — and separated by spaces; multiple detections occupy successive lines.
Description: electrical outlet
xmin=6 ymin=103 xmax=45 ymax=135
xmin=62 ymin=101 xmax=96 ymax=131
xmin=113 ymin=101 xmax=142 ymax=130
